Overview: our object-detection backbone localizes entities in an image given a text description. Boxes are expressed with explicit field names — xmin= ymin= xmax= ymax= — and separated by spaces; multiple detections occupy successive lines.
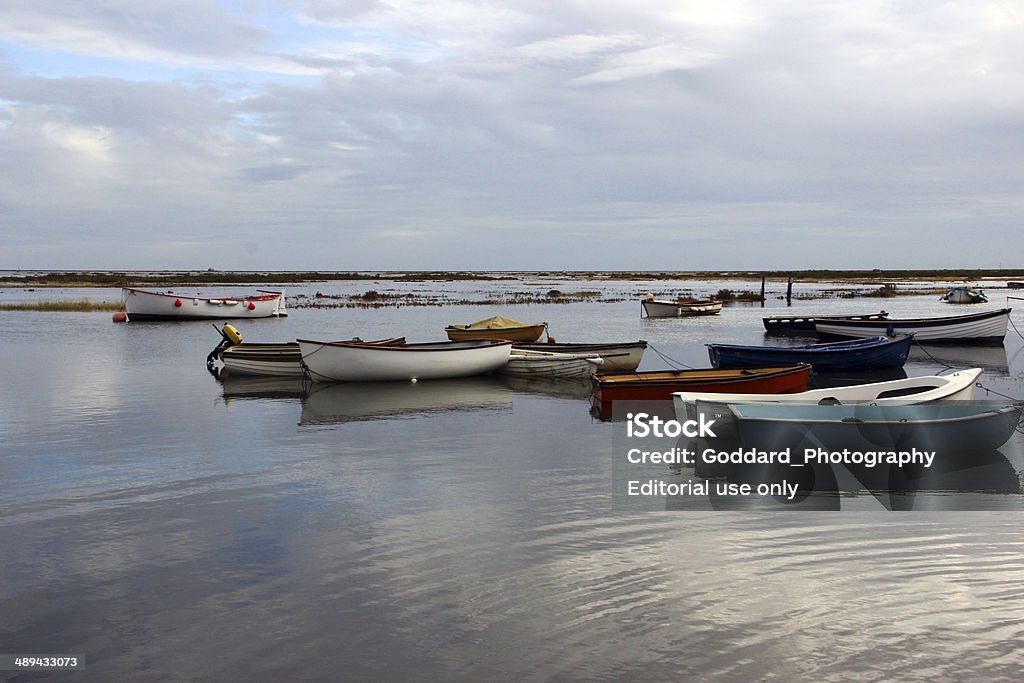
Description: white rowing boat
xmin=641 ymin=297 xmax=723 ymax=318
xmin=298 ymin=339 xmax=512 ymax=382
xmin=673 ymin=368 xmax=983 ymax=422
xmin=814 ymin=308 xmax=1010 ymax=344
xmin=122 ymin=287 xmax=286 ymax=320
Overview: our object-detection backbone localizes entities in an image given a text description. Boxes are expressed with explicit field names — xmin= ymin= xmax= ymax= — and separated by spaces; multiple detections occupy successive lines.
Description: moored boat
xmin=122 ymin=287 xmax=286 ymax=321
xmin=763 ymin=311 xmax=889 ymax=333
xmin=814 ymin=308 xmax=1011 ymax=344
xmin=591 ymin=364 xmax=812 ymax=419
xmin=512 ymin=340 xmax=647 ymax=373
xmin=217 ymin=336 xmax=406 ymax=377
xmin=707 ymin=334 xmax=913 ymax=372
xmin=673 ymin=368 xmax=983 ymax=423
xmin=445 ymin=316 xmax=547 ymax=342
xmin=941 ymin=286 xmax=988 ymax=304
xmin=642 ymin=296 xmax=723 ymax=318
xmin=724 ymin=401 xmax=1022 ymax=453
xmin=500 ymin=349 xmax=603 ymax=379
xmin=298 ymin=338 xmax=513 ymax=382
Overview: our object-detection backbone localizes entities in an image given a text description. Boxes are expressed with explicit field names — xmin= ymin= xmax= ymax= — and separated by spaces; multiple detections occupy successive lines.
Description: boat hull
xmin=642 ymin=299 xmax=723 ymax=317
xmin=445 ymin=324 xmax=546 ymax=342
xmin=729 ymin=403 xmax=1021 ymax=453
xmin=221 ymin=343 xmax=304 ymax=377
xmin=763 ymin=311 xmax=889 ymax=333
xmin=298 ymin=339 xmax=513 ymax=382
xmin=219 ymin=338 xmax=405 ymax=377
xmin=941 ymin=287 xmax=988 ymax=304
xmin=814 ymin=308 xmax=1011 ymax=344
xmin=591 ymin=365 xmax=811 ymax=419
xmin=513 ymin=341 xmax=647 ymax=373
xmin=673 ymin=368 xmax=983 ymax=423
xmin=707 ymin=334 xmax=912 ymax=371
xmin=123 ymin=287 xmax=286 ymax=320
xmin=499 ymin=350 xmax=602 ymax=379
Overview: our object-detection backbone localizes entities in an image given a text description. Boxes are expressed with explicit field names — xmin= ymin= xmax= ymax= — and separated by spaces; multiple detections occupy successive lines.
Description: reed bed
xmin=0 ymin=299 xmax=124 ymax=312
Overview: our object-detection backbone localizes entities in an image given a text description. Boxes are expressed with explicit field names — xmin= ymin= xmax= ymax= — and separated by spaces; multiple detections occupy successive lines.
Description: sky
xmin=1 ymin=0 xmax=1023 ymax=271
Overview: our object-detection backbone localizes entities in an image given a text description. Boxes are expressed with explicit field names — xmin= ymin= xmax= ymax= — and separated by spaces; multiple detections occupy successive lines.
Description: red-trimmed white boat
xmin=122 ymin=287 xmax=286 ymax=320
xmin=298 ymin=339 xmax=513 ymax=382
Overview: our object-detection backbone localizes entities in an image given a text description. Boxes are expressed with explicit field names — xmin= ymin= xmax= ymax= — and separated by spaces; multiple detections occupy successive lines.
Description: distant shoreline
xmin=2 ymin=268 xmax=1024 ymax=288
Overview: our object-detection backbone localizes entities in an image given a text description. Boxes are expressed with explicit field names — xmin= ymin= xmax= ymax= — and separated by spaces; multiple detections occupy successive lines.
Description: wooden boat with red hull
xmin=591 ymin=364 xmax=812 ymax=419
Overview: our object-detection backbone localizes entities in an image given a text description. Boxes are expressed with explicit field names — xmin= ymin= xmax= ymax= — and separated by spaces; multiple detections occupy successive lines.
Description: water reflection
xmin=299 ymin=376 xmax=514 ymax=425
xmin=908 ymin=342 xmax=1011 ymax=376
xmin=500 ymin=375 xmax=594 ymax=400
xmin=667 ymin=440 xmax=1024 ymax=511
xmin=219 ymin=375 xmax=310 ymax=401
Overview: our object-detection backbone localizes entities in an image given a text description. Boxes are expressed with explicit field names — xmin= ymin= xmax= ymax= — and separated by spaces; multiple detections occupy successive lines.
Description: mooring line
xmin=910 ymin=338 xmax=955 ymax=373
xmin=647 ymin=343 xmax=696 ymax=370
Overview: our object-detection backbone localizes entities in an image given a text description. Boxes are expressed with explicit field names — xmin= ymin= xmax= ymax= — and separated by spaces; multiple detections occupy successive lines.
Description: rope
xmin=973 ymin=382 xmax=1024 ymax=434
xmin=975 ymin=381 xmax=1024 ymax=404
xmin=647 ymin=343 xmax=696 ymax=370
xmin=1008 ymin=311 xmax=1024 ymax=342
xmin=910 ymin=337 xmax=955 ymax=373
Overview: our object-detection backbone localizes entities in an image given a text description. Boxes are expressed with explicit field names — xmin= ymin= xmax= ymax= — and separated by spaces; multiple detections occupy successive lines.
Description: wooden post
xmin=786 ymin=276 xmax=793 ymax=306
xmin=760 ymin=276 xmax=766 ymax=308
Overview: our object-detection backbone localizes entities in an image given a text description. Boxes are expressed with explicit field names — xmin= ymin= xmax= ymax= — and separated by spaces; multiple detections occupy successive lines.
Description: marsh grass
xmin=0 ymin=298 xmax=124 ymax=312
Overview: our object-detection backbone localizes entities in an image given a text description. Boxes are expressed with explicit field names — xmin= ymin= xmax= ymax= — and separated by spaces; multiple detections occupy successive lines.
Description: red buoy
xmin=112 ymin=311 xmax=127 ymax=323
xmin=248 ymin=302 xmax=256 ymax=310
xmin=174 ymin=299 xmax=182 ymax=307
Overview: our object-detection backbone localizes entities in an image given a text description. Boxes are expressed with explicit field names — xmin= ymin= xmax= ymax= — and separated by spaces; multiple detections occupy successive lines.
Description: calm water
xmin=3 ymin=279 xmax=1024 ymax=681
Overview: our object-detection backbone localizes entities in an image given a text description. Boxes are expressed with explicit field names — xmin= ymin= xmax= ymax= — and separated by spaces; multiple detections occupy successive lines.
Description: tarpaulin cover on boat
xmin=457 ymin=316 xmax=536 ymax=330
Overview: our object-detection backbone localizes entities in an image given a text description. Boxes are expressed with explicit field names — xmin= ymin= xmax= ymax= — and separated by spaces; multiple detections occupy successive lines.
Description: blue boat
xmin=707 ymin=334 xmax=913 ymax=372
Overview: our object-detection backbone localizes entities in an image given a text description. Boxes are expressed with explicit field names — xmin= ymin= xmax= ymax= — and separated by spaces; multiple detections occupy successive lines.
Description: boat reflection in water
xmin=907 ymin=342 xmax=1011 ymax=376
xmin=219 ymin=375 xmax=310 ymax=402
xmin=299 ymin=376 xmax=514 ymax=425
xmin=500 ymin=374 xmax=594 ymax=401
xmin=671 ymin=444 xmax=1022 ymax=512
xmin=660 ymin=403 xmax=1024 ymax=511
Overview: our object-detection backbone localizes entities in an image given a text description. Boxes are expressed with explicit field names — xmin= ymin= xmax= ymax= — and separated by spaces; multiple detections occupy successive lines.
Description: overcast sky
xmin=1 ymin=1 xmax=1022 ymax=271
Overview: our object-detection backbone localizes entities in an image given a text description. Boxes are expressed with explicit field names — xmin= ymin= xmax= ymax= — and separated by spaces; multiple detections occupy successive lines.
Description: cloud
xmin=0 ymin=1 xmax=1023 ymax=269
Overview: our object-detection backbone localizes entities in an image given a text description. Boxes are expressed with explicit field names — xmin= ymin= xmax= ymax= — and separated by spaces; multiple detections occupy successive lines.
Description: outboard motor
xmin=207 ymin=323 xmax=243 ymax=377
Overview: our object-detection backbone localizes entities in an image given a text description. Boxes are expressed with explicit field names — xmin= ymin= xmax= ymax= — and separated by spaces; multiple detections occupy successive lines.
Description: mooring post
xmin=760 ymin=276 xmax=766 ymax=308
xmin=786 ymin=276 xmax=793 ymax=306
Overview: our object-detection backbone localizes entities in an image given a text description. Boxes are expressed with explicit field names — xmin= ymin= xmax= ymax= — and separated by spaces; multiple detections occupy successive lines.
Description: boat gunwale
xmin=728 ymin=402 xmax=1022 ymax=426
xmin=594 ymin=364 xmax=812 ymax=387
xmin=707 ymin=335 xmax=909 ymax=354
xmin=123 ymin=286 xmax=283 ymax=303
xmin=297 ymin=338 xmax=513 ymax=352
xmin=815 ymin=307 xmax=1010 ymax=328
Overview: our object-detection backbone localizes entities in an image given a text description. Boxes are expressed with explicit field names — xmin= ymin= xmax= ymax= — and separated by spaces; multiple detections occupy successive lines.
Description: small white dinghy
xmin=298 ymin=338 xmax=513 ymax=383
xmin=673 ymin=368 xmax=983 ymax=422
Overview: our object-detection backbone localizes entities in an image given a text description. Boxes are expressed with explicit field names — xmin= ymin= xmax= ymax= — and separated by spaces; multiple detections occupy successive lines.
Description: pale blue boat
xmin=718 ymin=402 xmax=1022 ymax=453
